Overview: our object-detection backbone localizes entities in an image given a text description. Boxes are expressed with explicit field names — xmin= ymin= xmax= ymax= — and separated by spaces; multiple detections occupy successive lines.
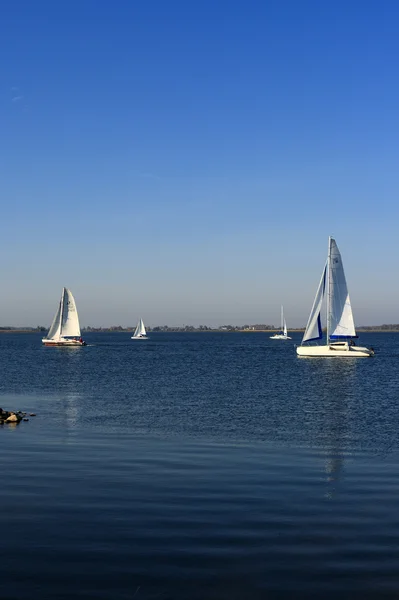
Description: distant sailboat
xmin=270 ymin=306 xmax=291 ymax=340
xmin=42 ymin=288 xmax=86 ymax=346
xmin=131 ymin=318 xmax=148 ymax=340
xmin=297 ymin=237 xmax=374 ymax=357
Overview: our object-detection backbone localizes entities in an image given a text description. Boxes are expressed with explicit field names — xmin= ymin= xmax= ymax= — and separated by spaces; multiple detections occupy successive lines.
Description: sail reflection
xmin=320 ymin=359 xmax=358 ymax=499
xmin=54 ymin=393 xmax=81 ymax=442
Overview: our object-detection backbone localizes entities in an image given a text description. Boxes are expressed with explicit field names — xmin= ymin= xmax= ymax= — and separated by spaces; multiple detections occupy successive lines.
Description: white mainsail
xmin=302 ymin=263 xmax=327 ymax=343
xmin=60 ymin=288 xmax=81 ymax=337
xmin=280 ymin=306 xmax=288 ymax=336
xmin=327 ymin=238 xmax=356 ymax=339
xmin=133 ymin=318 xmax=146 ymax=338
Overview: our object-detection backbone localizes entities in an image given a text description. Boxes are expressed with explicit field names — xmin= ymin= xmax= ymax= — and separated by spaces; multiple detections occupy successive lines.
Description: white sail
xmin=302 ymin=263 xmax=327 ymax=343
xmin=280 ymin=306 xmax=288 ymax=336
xmin=133 ymin=318 xmax=146 ymax=337
xmin=46 ymin=299 xmax=62 ymax=340
xmin=328 ymin=238 xmax=356 ymax=339
xmin=60 ymin=288 xmax=81 ymax=337
xmin=139 ymin=319 xmax=146 ymax=336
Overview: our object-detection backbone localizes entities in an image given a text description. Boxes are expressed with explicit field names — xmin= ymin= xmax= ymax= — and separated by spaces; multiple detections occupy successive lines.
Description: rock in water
xmin=5 ymin=413 xmax=20 ymax=423
xmin=0 ymin=409 xmax=31 ymax=425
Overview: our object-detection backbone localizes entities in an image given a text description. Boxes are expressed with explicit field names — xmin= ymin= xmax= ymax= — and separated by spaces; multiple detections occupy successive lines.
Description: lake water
xmin=1 ymin=331 xmax=399 ymax=599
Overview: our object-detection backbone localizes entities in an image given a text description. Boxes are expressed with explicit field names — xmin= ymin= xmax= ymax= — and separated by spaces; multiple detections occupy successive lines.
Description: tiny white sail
xmin=61 ymin=288 xmax=81 ymax=337
xmin=283 ymin=318 xmax=287 ymax=337
xmin=328 ymin=238 xmax=356 ymax=339
xmin=302 ymin=264 xmax=327 ymax=343
xmin=141 ymin=319 xmax=146 ymax=336
xmin=132 ymin=318 xmax=147 ymax=339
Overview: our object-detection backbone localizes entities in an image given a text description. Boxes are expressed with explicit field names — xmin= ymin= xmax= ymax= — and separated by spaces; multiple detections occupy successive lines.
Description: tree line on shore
xmin=2 ymin=324 xmax=399 ymax=333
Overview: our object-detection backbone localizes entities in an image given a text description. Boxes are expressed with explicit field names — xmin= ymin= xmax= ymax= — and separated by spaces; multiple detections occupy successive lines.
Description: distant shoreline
xmin=1 ymin=328 xmax=399 ymax=334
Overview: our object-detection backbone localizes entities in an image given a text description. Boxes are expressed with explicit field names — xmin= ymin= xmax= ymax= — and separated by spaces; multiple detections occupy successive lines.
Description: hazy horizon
xmin=1 ymin=1 xmax=398 ymax=328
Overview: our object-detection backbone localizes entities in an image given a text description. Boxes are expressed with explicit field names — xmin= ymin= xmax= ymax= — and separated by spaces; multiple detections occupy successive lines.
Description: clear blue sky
xmin=1 ymin=0 xmax=398 ymax=327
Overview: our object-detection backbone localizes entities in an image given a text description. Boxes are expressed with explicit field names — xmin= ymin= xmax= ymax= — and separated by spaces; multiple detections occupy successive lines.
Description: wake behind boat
xmin=296 ymin=237 xmax=374 ymax=357
xmin=270 ymin=306 xmax=291 ymax=340
xmin=42 ymin=288 xmax=86 ymax=346
xmin=131 ymin=318 xmax=148 ymax=340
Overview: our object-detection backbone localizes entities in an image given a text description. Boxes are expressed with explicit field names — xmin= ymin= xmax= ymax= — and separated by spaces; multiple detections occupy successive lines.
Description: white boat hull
xmin=270 ymin=335 xmax=292 ymax=340
xmin=297 ymin=343 xmax=374 ymax=357
xmin=42 ymin=338 xmax=86 ymax=347
xmin=131 ymin=336 xmax=148 ymax=340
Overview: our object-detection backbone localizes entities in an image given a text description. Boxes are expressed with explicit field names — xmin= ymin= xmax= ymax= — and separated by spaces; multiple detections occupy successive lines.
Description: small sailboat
xmin=297 ymin=237 xmax=374 ymax=357
xmin=131 ymin=318 xmax=148 ymax=340
xmin=42 ymin=288 xmax=86 ymax=346
xmin=270 ymin=306 xmax=291 ymax=340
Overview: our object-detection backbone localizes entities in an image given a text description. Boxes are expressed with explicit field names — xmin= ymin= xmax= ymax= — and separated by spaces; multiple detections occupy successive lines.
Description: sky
xmin=1 ymin=0 xmax=399 ymax=327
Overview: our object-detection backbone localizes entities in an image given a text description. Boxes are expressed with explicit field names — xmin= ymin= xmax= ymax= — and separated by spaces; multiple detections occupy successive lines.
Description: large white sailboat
xmin=297 ymin=237 xmax=374 ymax=357
xmin=270 ymin=306 xmax=291 ymax=340
xmin=42 ymin=288 xmax=86 ymax=346
xmin=131 ymin=318 xmax=148 ymax=340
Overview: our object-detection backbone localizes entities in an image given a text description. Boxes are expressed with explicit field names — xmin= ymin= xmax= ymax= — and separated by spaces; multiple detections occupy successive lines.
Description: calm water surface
xmin=1 ymin=331 xmax=399 ymax=599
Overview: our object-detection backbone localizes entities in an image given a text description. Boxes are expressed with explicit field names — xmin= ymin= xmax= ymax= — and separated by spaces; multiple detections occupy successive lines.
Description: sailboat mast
xmin=59 ymin=287 xmax=66 ymax=337
xmin=281 ymin=305 xmax=283 ymax=331
xmin=326 ymin=237 xmax=332 ymax=342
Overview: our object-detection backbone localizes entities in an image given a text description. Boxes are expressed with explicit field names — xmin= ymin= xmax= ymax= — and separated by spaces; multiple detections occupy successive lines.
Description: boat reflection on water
xmin=320 ymin=359 xmax=358 ymax=499
xmin=62 ymin=393 xmax=80 ymax=430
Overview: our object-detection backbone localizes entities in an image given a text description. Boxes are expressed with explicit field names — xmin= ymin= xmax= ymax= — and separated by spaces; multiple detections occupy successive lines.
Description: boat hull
xmin=297 ymin=344 xmax=374 ymax=357
xmin=131 ymin=336 xmax=148 ymax=340
xmin=42 ymin=338 xmax=86 ymax=347
xmin=270 ymin=335 xmax=292 ymax=340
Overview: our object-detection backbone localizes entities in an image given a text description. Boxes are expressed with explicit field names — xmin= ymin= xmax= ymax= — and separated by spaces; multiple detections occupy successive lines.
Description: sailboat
xmin=131 ymin=318 xmax=148 ymax=340
xmin=296 ymin=237 xmax=374 ymax=357
xmin=42 ymin=288 xmax=86 ymax=346
xmin=270 ymin=306 xmax=291 ymax=339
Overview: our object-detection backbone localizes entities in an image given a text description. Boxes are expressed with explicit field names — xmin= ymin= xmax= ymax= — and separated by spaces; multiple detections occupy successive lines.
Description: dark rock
xmin=23 ymin=418 xmax=29 ymax=422
xmin=29 ymin=413 xmax=36 ymax=417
